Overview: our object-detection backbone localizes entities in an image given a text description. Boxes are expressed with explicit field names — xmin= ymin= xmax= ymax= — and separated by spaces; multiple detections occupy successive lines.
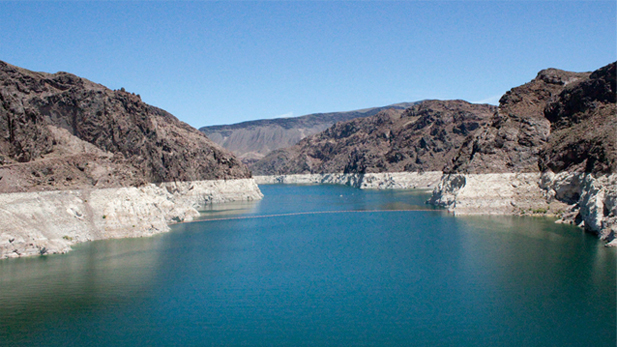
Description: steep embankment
xmin=0 ymin=61 xmax=262 ymax=258
xmin=252 ymin=100 xmax=496 ymax=175
xmin=430 ymin=62 xmax=616 ymax=244
xmin=200 ymin=102 xmax=416 ymax=165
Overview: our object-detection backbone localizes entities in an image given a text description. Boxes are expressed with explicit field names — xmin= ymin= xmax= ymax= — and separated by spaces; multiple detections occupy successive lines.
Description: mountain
xmin=538 ymin=62 xmax=616 ymax=174
xmin=251 ymin=100 xmax=497 ymax=175
xmin=444 ymin=63 xmax=615 ymax=175
xmin=254 ymin=62 xmax=615 ymax=178
xmin=429 ymin=62 xmax=616 ymax=243
xmin=199 ymin=102 xmax=416 ymax=165
xmin=0 ymin=60 xmax=250 ymax=193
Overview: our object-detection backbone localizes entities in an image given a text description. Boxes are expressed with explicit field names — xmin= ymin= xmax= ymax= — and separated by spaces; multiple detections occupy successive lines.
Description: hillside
xmin=538 ymin=62 xmax=616 ymax=174
xmin=0 ymin=60 xmax=251 ymax=193
xmin=199 ymin=102 xmax=416 ymax=165
xmin=430 ymin=62 xmax=616 ymax=243
xmin=254 ymin=62 xmax=615 ymax=177
xmin=251 ymin=100 xmax=497 ymax=175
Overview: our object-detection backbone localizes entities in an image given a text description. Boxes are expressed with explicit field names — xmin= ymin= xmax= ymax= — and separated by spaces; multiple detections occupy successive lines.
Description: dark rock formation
xmin=539 ymin=62 xmax=616 ymax=174
xmin=446 ymin=68 xmax=591 ymax=174
xmin=200 ymin=103 xmax=416 ymax=165
xmin=252 ymin=100 xmax=496 ymax=175
xmin=0 ymin=60 xmax=250 ymax=193
xmin=445 ymin=62 xmax=616 ymax=175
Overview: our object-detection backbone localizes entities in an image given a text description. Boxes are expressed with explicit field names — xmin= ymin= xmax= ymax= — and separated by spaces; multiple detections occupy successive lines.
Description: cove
xmin=0 ymin=184 xmax=615 ymax=346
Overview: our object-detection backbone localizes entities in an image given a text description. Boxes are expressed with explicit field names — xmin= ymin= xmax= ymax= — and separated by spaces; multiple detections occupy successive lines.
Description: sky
xmin=0 ymin=1 xmax=615 ymax=128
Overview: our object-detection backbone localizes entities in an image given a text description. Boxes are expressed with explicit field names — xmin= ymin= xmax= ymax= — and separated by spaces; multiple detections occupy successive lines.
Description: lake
xmin=0 ymin=184 xmax=615 ymax=346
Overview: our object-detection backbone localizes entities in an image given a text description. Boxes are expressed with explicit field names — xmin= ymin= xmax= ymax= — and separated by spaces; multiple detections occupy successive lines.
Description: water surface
xmin=1 ymin=184 xmax=615 ymax=346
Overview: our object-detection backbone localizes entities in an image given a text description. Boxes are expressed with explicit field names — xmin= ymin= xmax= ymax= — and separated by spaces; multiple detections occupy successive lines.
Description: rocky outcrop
xmin=539 ymin=62 xmax=616 ymax=174
xmin=431 ymin=62 xmax=616 ymax=244
xmin=0 ymin=178 xmax=263 ymax=259
xmin=429 ymin=173 xmax=568 ymax=215
xmin=252 ymin=100 xmax=496 ymax=175
xmin=541 ymin=173 xmax=617 ymax=245
xmin=0 ymin=60 xmax=251 ymax=194
xmin=0 ymin=60 xmax=263 ymax=258
xmin=255 ymin=171 xmax=442 ymax=190
xmin=446 ymin=68 xmax=590 ymax=174
xmin=200 ymin=103 xmax=416 ymax=165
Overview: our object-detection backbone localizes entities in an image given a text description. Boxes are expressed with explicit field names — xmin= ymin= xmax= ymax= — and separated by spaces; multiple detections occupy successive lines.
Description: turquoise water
xmin=0 ymin=184 xmax=615 ymax=346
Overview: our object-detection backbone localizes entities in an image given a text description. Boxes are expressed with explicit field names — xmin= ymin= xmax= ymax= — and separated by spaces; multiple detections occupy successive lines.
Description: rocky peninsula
xmin=0 ymin=61 xmax=262 ymax=259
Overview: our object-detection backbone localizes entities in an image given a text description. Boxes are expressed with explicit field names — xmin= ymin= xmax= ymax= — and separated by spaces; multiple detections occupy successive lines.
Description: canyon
xmin=251 ymin=62 xmax=616 ymax=245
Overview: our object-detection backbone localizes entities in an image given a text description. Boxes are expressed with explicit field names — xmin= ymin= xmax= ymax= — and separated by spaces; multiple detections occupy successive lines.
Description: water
xmin=1 ymin=184 xmax=615 ymax=346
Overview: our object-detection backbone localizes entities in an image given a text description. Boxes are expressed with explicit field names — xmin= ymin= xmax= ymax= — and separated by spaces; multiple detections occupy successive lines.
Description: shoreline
xmin=0 ymin=178 xmax=263 ymax=259
xmin=430 ymin=172 xmax=616 ymax=246
xmin=254 ymin=172 xmax=443 ymax=190
xmin=255 ymin=171 xmax=617 ymax=246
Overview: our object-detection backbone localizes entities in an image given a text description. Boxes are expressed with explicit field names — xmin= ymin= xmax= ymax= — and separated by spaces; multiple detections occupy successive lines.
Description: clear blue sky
xmin=1 ymin=1 xmax=615 ymax=128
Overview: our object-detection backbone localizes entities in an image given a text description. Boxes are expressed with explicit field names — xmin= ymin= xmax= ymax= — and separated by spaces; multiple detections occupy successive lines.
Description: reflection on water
xmin=205 ymin=185 xmax=437 ymax=217
xmin=199 ymin=199 xmax=263 ymax=220
xmin=454 ymin=215 xmax=616 ymax=346
xmin=0 ymin=237 xmax=162 ymax=343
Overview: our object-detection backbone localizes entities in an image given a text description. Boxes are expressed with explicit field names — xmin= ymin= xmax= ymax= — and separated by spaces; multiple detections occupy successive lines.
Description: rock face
xmin=539 ymin=62 xmax=616 ymax=174
xmin=200 ymin=102 xmax=416 ymax=165
xmin=252 ymin=100 xmax=497 ymax=175
xmin=0 ymin=60 xmax=251 ymax=193
xmin=541 ymin=172 xmax=617 ymax=244
xmin=446 ymin=68 xmax=590 ymax=174
xmin=431 ymin=62 xmax=616 ymax=244
xmin=0 ymin=61 xmax=263 ymax=258
xmin=428 ymin=172 xmax=568 ymax=215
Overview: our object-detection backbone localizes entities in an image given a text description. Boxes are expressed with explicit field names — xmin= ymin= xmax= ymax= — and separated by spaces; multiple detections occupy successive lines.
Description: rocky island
xmin=0 ymin=61 xmax=262 ymax=258
xmin=251 ymin=62 xmax=617 ymax=245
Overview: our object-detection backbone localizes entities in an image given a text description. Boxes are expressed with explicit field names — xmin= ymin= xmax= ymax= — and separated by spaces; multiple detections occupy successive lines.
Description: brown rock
xmin=446 ymin=68 xmax=590 ymax=174
xmin=0 ymin=60 xmax=250 ymax=193
xmin=539 ymin=62 xmax=616 ymax=174
xmin=252 ymin=100 xmax=496 ymax=175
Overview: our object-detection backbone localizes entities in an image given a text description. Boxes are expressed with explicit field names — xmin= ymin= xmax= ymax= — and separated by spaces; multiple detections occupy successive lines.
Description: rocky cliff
xmin=0 ymin=60 xmax=251 ymax=193
xmin=539 ymin=62 xmax=616 ymax=174
xmin=252 ymin=100 xmax=497 ymax=175
xmin=431 ymin=62 xmax=616 ymax=244
xmin=200 ymin=102 xmax=416 ymax=165
xmin=0 ymin=61 xmax=262 ymax=258
xmin=445 ymin=68 xmax=591 ymax=174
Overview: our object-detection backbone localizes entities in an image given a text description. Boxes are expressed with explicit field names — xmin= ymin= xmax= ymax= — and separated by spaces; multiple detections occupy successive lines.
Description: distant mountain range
xmin=199 ymin=102 xmax=417 ymax=165
xmin=251 ymin=100 xmax=496 ymax=175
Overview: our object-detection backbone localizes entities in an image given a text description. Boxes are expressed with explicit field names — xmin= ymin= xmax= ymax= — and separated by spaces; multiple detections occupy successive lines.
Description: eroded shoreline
xmin=0 ymin=179 xmax=263 ymax=259
xmin=255 ymin=171 xmax=617 ymax=246
xmin=254 ymin=172 xmax=442 ymax=190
